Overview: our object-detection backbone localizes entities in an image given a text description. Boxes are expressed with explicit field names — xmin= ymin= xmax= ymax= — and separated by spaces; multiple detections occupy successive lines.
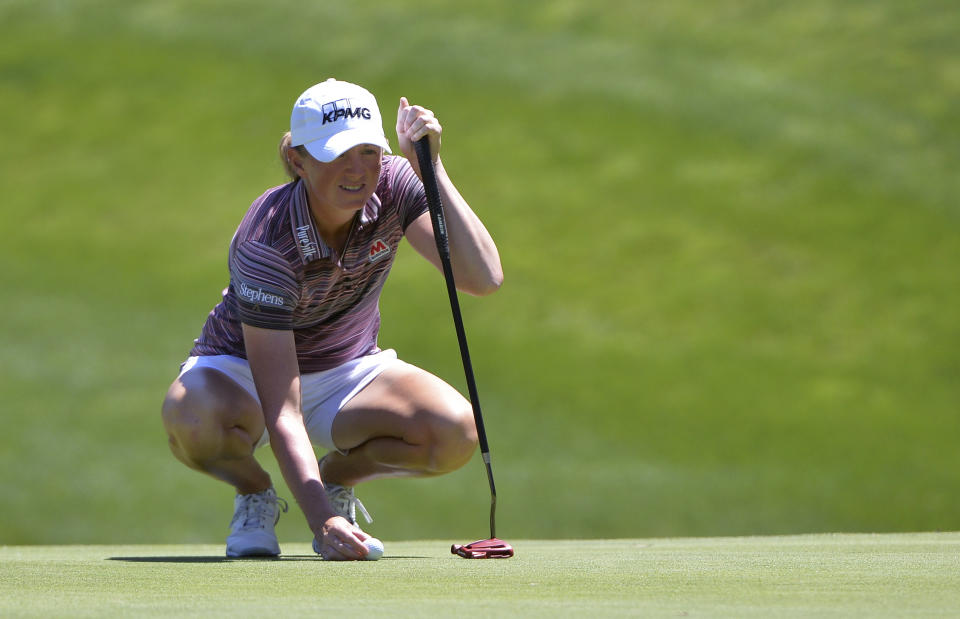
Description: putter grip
xmin=413 ymin=138 xmax=450 ymax=260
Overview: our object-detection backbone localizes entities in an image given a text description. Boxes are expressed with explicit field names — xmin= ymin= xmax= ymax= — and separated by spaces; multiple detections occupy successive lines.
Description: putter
xmin=414 ymin=137 xmax=514 ymax=560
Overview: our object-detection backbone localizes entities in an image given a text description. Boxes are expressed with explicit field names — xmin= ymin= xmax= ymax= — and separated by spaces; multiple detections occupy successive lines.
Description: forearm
xmin=433 ymin=157 xmax=504 ymax=296
xmin=267 ymin=415 xmax=334 ymax=537
xmin=242 ymin=324 xmax=335 ymax=538
xmin=395 ymin=98 xmax=503 ymax=295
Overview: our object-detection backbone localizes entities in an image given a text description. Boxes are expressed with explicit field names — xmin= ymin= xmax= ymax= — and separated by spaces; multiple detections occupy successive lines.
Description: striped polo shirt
xmin=190 ymin=155 xmax=428 ymax=373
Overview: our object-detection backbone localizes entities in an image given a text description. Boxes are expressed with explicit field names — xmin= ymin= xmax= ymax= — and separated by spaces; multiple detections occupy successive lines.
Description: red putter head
xmin=451 ymin=538 xmax=514 ymax=559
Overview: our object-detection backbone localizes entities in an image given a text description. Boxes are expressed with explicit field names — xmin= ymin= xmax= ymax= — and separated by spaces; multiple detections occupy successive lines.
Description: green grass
xmin=1 ymin=0 xmax=958 ymax=545
xmin=3 ymin=534 xmax=960 ymax=617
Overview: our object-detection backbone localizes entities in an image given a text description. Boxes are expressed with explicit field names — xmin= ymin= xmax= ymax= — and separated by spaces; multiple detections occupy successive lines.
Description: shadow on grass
xmin=108 ymin=555 xmax=427 ymax=563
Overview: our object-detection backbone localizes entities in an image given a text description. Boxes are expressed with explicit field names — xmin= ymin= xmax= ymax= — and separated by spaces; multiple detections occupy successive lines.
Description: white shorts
xmin=177 ymin=349 xmax=400 ymax=452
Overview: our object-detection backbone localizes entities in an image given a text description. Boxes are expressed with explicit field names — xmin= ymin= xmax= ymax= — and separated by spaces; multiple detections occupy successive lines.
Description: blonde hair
xmin=278 ymin=131 xmax=308 ymax=182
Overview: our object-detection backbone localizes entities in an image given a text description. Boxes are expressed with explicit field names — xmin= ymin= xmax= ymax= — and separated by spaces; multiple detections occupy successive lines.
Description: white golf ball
xmin=363 ymin=537 xmax=384 ymax=561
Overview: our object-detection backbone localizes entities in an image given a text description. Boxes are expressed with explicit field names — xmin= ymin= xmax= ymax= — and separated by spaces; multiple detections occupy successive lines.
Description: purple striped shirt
xmin=190 ymin=155 xmax=428 ymax=372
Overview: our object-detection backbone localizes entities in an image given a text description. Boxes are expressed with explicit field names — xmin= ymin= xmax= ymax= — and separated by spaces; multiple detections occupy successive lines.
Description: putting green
xmin=3 ymin=533 xmax=958 ymax=617
xmin=2 ymin=0 xmax=959 ymax=546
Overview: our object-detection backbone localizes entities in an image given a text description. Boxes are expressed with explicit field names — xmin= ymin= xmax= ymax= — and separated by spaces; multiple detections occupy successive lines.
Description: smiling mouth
xmin=340 ymin=183 xmax=364 ymax=192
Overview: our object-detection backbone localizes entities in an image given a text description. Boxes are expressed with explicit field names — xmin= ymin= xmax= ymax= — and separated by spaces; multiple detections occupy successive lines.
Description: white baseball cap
xmin=290 ymin=79 xmax=392 ymax=163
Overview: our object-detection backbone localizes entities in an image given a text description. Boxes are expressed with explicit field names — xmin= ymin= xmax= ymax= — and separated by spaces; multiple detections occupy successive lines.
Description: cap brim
xmin=303 ymin=129 xmax=392 ymax=163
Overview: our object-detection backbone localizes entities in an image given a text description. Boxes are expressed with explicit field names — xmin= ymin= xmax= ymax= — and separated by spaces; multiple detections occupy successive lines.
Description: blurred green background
xmin=1 ymin=0 xmax=957 ymax=545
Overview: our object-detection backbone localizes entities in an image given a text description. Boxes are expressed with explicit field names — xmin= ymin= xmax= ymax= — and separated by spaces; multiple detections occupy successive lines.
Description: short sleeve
xmin=385 ymin=156 xmax=429 ymax=231
xmin=229 ymin=240 xmax=300 ymax=329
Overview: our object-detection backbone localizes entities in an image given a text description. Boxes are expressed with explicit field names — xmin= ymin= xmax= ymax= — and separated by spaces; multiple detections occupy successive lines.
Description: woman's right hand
xmin=315 ymin=516 xmax=370 ymax=560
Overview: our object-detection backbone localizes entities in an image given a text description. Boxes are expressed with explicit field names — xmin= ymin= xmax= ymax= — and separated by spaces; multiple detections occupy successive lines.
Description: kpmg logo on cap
xmin=322 ymin=98 xmax=372 ymax=125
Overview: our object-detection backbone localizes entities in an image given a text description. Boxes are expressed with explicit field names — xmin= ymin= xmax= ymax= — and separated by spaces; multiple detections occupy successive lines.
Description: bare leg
xmin=161 ymin=367 xmax=272 ymax=495
xmin=323 ymin=361 xmax=478 ymax=487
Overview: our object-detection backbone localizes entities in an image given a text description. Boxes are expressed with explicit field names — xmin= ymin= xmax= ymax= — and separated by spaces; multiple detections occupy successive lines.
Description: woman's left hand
xmin=396 ymin=97 xmax=441 ymax=175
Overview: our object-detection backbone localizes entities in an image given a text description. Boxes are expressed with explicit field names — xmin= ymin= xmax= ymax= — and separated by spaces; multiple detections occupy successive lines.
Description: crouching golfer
xmin=161 ymin=79 xmax=502 ymax=559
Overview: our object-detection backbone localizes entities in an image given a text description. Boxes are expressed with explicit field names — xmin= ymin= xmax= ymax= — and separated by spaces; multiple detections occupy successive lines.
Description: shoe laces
xmin=231 ymin=489 xmax=289 ymax=531
xmin=326 ymin=484 xmax=372 ymax=525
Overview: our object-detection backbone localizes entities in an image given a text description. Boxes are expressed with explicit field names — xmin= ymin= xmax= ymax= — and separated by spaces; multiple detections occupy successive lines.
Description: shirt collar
xmin=289 ymin=180 xmax=329 ymax=264
xmin=358 ymin=194 xmax=381 ymax=228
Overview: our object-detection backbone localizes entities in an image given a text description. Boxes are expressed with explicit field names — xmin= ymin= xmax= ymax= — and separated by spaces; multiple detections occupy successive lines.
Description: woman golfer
xmin=161 ymin=79 xmax=502 ymax=560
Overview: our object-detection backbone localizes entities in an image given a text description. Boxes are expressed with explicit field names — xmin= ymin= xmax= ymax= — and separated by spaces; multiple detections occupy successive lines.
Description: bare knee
xmin=162 ymin=387 xmax=223 ymax=469
xmin=334 ymin=365 xmax=480 ymax=477
xmin=424 ymin=399 xmax=478 ymax=474
xmin=160 ymin=370 xmax=262 ymax=470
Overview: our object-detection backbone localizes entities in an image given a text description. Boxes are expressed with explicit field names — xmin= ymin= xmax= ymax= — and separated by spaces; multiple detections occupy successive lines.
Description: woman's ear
xmin=286 ymin=147 xmax=306 ymax=177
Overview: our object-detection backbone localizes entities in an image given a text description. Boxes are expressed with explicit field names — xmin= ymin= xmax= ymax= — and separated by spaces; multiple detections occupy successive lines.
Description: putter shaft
xmin=414 ymin=137 xmax=499 ymax=540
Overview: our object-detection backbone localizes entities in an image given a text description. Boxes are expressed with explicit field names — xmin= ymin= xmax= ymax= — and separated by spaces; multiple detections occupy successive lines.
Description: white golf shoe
xmin=226 ymin=487 xmax=288 ymax=558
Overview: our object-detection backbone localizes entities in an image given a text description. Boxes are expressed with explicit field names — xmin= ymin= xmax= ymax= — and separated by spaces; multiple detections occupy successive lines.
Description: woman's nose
xmin=342 ymin=151 xmax=364 ymax=171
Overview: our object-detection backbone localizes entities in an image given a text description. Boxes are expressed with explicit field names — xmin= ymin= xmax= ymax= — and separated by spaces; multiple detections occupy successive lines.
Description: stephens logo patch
xmin=239 ymin=282 xmax=287 ymax=308
xmin=368 ymin=239 xmax=391 ymax=263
